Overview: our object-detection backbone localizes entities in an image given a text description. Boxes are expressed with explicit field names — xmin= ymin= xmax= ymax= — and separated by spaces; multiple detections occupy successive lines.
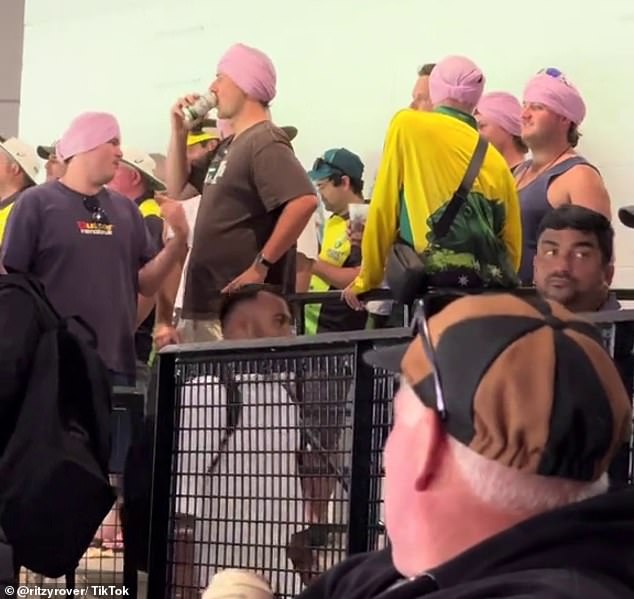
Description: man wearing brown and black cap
xmin=37 ymin=140 xmax=66 ymax=181
xmin=298 ymin=293 xmax=634 ymax=599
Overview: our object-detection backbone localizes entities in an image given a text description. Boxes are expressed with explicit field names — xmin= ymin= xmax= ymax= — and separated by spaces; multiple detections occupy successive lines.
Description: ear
xmin=413 ymin=408 xmax=446 ymax=491
xmin=605 ymin=263 xmax=615 ymax=286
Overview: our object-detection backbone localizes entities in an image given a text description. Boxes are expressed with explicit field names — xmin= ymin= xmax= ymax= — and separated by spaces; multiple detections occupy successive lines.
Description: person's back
xmin=345 ymin=56 xmax=521 ymax=306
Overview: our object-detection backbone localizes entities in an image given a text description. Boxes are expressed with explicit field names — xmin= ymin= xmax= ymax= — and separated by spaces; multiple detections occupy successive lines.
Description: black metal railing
xmin=146 ymin=329 xmax=408 ymax=599
xmin=144 ymin=308 xmax=634 ymax=599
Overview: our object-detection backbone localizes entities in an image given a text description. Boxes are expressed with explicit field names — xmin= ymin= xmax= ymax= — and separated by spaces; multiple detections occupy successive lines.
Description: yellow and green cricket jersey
xmin=350 ymin=107 xmax=522 ymax=294
xmin=305 ymin=214 xmax=368 ymax=335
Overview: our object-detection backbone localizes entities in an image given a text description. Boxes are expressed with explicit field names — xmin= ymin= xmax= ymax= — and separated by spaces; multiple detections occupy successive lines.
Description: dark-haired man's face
xmin=534 ymin=228 xmax=613 ymax=312
xmin=222 ymin=291 xmax=293 ymax=340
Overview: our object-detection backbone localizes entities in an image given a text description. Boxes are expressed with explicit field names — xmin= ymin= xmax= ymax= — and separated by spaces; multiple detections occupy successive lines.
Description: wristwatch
xmin=254 ymin=252 xmax=274 ymax=269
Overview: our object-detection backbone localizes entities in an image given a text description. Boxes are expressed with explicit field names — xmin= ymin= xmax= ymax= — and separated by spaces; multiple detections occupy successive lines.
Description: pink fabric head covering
xmin=523 ymin=72 xmax=586 ymax=125
xmin=57 ymin=112 xmax=120 ymax=161
xmin=217 ymin=43 xmax=277 ymax=104
xmin=429 ymin=55 xmax=485 ymax=109
xmin=476 ymin=92 xmax=522 ymax=136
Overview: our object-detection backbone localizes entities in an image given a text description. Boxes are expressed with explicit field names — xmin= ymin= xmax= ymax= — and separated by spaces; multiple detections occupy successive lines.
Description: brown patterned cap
xmin=365 ymin=293 xmax=632 ymax=482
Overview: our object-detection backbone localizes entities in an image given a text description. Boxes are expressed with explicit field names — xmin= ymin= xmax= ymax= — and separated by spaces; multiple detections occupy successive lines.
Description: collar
xmin=599 ymin=292 xmax=621 ymax=312
xmin=0 ymin=190 xmax=23 ymax=210
xmin=434 ymin=106 xmax=478 ymax=130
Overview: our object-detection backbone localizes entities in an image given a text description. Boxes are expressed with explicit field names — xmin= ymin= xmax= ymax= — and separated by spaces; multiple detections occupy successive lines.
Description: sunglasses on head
xmin=83 ymin=196 xmax=110 ymax=225
xmin=313 ymin=157 xmax=346 ymax=177
xmin=410 ymin=299 xmax=447 ymax=421
xmin=538 ymin=67 xmax=571 ymax=86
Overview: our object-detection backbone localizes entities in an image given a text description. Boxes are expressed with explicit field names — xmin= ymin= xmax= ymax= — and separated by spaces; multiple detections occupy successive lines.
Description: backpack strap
xmin=207 ymin=365 xmax=244 ymax=473
xmin=432 ymin=135 xmax=489 ymax=240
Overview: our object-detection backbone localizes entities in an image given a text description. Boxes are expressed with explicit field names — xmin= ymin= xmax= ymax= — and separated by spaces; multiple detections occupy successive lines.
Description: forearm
xmin=295 ymin=254 xmax=314 ymax=293
xmin=139 ymin=238 xmax=188 ymax=297
xmin=313 ymin=260 xmax=360 ymax=290
xmin=136 ymin=294 xmax=156 ymax=328
xmin=262 ymin=196 xmax=318 ymax=263
xmin=155 ymin=261 xmax=184 ymax=325
xmin=166 ymin=129 xmax=190 ymax=198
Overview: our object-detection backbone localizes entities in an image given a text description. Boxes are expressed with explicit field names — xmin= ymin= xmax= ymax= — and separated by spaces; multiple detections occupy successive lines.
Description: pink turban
xmin=429 ymin=55 xmax=485 ymax=109
xmin=476 ymin=92 xmax=522 ymax=136
xmin=523 ymin=72 xmax=586 ymax=125
xmin=217 ymin=43 xmax=277 ymax=104
xmin=57 ymin=112 xmax=120 ymax=161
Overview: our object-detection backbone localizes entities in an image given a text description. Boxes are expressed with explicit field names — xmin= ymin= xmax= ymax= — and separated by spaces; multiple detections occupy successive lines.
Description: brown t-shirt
xmin=182 ymin=121 xmax=315 ymax=319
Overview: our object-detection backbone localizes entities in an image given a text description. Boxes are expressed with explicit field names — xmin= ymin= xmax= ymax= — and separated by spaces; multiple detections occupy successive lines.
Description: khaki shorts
xmin=177 ymin=318 xmax=223 ymax=343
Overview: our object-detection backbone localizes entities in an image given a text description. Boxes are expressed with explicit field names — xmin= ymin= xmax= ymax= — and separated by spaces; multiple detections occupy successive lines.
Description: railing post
xmin=147 ymin=351 xmax=177 ymax=599
xmin=346 ymin=340 xmax=375 ymax=554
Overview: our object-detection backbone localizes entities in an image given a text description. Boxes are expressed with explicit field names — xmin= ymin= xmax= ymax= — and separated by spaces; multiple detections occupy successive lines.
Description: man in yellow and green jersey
xmin=305 ymin=148 xmax=368 ymax=335
xmin=344 ymin=55 xmax=521 ymax=307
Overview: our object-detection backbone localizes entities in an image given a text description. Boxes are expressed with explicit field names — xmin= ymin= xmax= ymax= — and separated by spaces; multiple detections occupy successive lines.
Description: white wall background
xmin=19 ymin=0 xmax=634 ymax=285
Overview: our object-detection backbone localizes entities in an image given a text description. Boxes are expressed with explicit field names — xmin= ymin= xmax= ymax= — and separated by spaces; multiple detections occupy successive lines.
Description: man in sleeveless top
xmin=516 ymin=68 xmax=611 ymax=284
xmin=475 ymin=92 xmax=527 ymax=172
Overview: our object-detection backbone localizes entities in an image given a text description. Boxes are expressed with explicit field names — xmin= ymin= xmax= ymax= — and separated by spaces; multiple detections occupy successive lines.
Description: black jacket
xmin=0 ymin=275 xmax=41 ymax=453
xmin=297 ymin=487 xmax=634 ymax=598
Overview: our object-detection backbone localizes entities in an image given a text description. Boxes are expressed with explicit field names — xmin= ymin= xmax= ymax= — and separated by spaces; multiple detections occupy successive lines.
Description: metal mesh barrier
xmin=145 ymin=309 xmax=634 ymax=599
xmin=147 ymin=330 xmax=409 ymax=599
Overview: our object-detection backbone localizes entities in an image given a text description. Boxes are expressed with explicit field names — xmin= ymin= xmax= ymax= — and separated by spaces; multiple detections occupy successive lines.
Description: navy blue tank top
xmin=517 ymin=156 xmax=595 ymax=284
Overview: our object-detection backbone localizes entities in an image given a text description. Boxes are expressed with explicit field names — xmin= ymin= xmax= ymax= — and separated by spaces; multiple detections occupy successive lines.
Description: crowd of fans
xmin=0 ymin=41 xmax=633 ymax=598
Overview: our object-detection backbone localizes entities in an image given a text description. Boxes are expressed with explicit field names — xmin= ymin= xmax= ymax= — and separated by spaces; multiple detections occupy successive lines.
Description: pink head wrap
xmin=476 ymin=92 xmax=522 ymax=136
xmin=57 ymin=112 xmax=120 ymax=161
xmin=217 ymin=43 xmax=277 ymax=104
xmin=429 ymin=55 xmax=485 ymax=109
xmin=523 ymin=71 xmax=586 ymax=125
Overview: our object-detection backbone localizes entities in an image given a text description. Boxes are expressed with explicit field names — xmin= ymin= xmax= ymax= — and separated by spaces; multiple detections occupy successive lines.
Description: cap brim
xmin=121 ymin=158 xmax=166 ymax=192
xmin=307 ymin=166 xmax=333 ymax=181
xmin=187 ymin=131 xmax=217 ymax=146
xmin=363 ymin=341 xmax=409 ymax=373
xmin=281 ymin=125 xmax=298 ymax=141
xmin=37 ymin=145 xmax=53 ymax=159
xmin=618 ymin=206 xmax=634 ymax=229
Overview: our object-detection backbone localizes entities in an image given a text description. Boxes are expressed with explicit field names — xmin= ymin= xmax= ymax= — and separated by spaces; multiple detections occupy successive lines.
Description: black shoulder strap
xmin=207 ymin=365 xmax=243 ymax=473
xmin=432 ymin=135 xmax=489 ymax=240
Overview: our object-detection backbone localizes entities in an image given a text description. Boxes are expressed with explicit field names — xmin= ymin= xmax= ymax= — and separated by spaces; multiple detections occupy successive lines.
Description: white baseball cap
xmin=0 ymin=137 xmax=40 ymax=184
xmin=120 ymin=147 xmax=166 ymax=191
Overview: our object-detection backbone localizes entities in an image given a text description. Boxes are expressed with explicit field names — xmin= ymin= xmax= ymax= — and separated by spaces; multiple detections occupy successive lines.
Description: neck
xmin=502 ymin=147 xmax=526 ymax=171
xmin=405 ymin=494 xmax=531 ymax=576
xmin=117 ymin=184 xmax=146 ymax=202
xmin=529 ymin=140 xmax=572 ymax=169
xmin=60 ymin=171 xmax=103 ymax=196
xmin=336 ymin=194 xmax=363 ymax=217
xmin=231 ymin=102 xmax=268 ymax=138
xmin=568 ymin=289 xmax=610 ymax=313
xmin=0 ymin=180 xmax=24 ymax=201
